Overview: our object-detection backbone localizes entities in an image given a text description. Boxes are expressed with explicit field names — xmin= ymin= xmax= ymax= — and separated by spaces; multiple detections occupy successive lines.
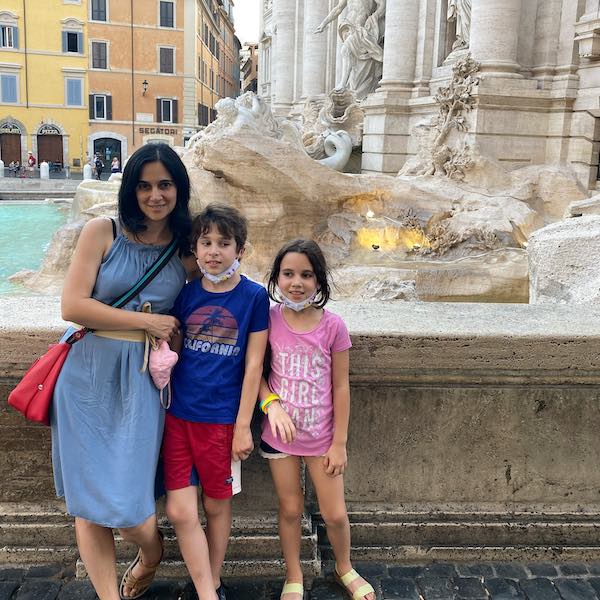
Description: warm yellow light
xmin=356 ymin=226 xmax=430 ymax=252
xmin=366 ymin=209 xmax=375 ymax=219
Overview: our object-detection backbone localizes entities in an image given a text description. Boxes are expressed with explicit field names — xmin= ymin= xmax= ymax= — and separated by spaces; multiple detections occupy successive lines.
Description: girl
xmin=258 ymin=239 xmax=375 ymax=600
xmin=52 ymin=143 xmax=197 ymax=600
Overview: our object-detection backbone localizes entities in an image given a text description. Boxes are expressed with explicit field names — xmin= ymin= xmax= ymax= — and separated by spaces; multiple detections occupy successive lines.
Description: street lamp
xmin=142 ymin=80 xmax=149 ymax=95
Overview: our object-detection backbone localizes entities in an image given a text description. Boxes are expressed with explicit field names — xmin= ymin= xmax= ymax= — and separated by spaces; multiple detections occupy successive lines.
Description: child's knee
xmin=321 ymin=507 xmax=348 ymax=530
xmin=202 ymin=495 xmax=231 ymax=519
xmin=166 ymin=496 xmax=197 ymax=527
xmin=279 ymin=495 xmax=304 ymax=523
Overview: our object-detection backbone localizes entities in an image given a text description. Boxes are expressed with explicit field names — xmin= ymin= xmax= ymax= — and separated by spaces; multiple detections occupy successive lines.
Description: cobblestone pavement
xmin=5 ymin=561 xmax=600 ymax=599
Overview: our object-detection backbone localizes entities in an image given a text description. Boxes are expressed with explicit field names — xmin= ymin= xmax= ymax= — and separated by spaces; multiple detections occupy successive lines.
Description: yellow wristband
xmin=260 ymin=393 xmax=280 ymax=414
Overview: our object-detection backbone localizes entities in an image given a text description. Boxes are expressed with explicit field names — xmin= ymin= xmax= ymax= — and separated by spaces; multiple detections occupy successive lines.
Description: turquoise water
xmin=0 ymin=203 xmax=68 ymax=295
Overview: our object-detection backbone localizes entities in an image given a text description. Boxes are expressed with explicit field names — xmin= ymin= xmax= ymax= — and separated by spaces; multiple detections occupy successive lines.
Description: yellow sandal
xmin=119 ymin=530 xmax=164 ymax=600
xmin=281 ymin=581 xmax=304 ymax=599
xmin=334 ymin=567 xmax=375 ymax=600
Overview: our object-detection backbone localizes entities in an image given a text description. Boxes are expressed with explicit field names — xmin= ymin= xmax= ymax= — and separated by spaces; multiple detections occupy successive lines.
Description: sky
xmin=232 ymin=0 xmax=261 ymax=45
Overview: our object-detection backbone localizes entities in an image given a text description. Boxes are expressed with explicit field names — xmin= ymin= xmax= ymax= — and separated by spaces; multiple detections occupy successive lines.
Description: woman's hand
xmin=322 ymin=442 xmax=347 ymax=477
xmin=267 ymin=401 xmax=297 ymax=444
xmin=143 ymin=313 xmax=180 ymax=342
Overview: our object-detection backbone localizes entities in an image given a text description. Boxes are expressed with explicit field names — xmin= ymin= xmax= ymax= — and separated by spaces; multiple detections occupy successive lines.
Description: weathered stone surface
xmin=567 ymin=194 xmax=600 ymax=217
xmin=528 ymin=216 xmax=600 ymax=305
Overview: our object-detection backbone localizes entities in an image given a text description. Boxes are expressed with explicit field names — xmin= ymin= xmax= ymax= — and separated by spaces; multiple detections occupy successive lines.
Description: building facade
xmin=0 ymin=0 xmax=89 ymax=172
xmin=0 ymin=0 xmax=241 ymax=171
xmin=88 ymin=0 xmax=239 ymax=163
xmin=241 ymin=43 xmax=258 ymax=94
xmin=260 ymin=0 xmax=600 ymax=189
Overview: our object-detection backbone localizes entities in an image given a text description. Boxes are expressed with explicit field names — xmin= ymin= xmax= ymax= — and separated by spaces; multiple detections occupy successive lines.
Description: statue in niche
xmin=447 ymin=0 xmax=471 ymax=51
xmin=315 ymin=0 xmax=386 ymax=101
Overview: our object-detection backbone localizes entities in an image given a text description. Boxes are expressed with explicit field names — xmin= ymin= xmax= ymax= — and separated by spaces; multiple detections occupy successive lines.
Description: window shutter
xmin=62 ymin=31 xmax=68 ymax=52
xmin=89 ymin=94 xmax=94 ymax=119
xmin=156 ymin=98 xmax=162 ymax=123
xmin=13 ymin=27 xmax=18 ymax=49
xmin=107 ymin=95 xmax=112 ymax=120
xmin=172 ymin=99 xmax=178 ymax=123
xmin=77 ymin=32 xmax=83 ymax=53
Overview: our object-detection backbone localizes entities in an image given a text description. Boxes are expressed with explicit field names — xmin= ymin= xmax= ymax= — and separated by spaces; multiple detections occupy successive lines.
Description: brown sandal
xmin=119 ymin=530 xmax=164 ymax=600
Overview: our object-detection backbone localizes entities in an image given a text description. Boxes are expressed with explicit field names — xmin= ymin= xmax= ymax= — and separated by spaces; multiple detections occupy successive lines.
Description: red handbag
xmin=8 ymin=329 xmax=86 ymax=426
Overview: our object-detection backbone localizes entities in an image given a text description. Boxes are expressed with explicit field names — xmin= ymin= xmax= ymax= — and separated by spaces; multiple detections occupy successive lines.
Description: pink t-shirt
xmin=261 ymin=304 xmax=352 ymax=456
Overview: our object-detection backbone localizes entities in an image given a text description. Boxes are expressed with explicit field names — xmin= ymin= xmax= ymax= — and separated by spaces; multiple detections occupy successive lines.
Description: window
xmin=157 ymin=98 xmax=177 ymax=123
xmin=159 ymin=47 xmax=174 ymax=74
xmin=210 ymin=68 xmax=214 ymax=90
xmin=91 ymin=0 xmax=107 ymax=21
xmin=63 ymin=31 xmax=83 ymax=53
xmin=91 ymin=41 xmax=107 ymax=69
xmin=159 ymin=1 xmax=174 ymax=28
xmin=198 ymin=103 xmax=209 ymax=126
xmin=89 ymin=93 xmax=112 ymax=120
xmin=65 ymin=78 xmax=83 ymax=106
xmin=0 ymin=73 xmax=17 ymax=103
xmin=95 ymin=94 xmax=106 ymax=118
xmin=0 ymin=25 xmax=18 ymax=49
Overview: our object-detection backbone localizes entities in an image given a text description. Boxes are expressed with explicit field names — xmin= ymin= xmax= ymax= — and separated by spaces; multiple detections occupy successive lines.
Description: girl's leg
xmin=269 ymin=456 xmax=304 ymax=598
xmin=75 ymin=517 xmax=120 ymax=600
xmin=202 ymin=495 xmax=232 ymax=589
xmin=166 ymin=487 xmax=217 ymax=599
xmin=118 ymin=514 xmax=163 ymax=598
xmin=305 ymin=457 xmax=375 ymax=600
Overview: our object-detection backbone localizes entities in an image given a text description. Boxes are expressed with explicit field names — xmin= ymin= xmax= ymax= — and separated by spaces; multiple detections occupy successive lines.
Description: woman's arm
xmin=61 ymin=218 xmax=179 ymax=340
xmin=323 ymin=348 xmax=350 ymax=476
xmin=232 ymin=329 xmax=269 ymax=461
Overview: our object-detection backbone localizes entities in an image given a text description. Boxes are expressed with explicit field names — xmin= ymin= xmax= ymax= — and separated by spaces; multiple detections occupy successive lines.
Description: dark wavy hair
xmin=118 ymin=143 xmax=192 ymax=253
xmin=267 ymin=239 xmax=331 ymax=308
xmin=190 ymin=203 xmax=248 ymax=253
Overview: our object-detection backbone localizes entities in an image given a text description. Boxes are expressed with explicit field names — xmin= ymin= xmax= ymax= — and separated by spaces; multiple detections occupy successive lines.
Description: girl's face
xmin=277 ymin=252 xmax=318 ymax=303
xmin=195 ymin=223 xmax=242 ymax=275
xmin=135 ymin=161 xmax=177 ymax=223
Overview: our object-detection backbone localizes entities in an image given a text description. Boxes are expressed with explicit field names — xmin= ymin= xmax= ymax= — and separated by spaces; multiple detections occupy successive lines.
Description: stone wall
xmin=2 ymin=298 xmax=600 ymax=572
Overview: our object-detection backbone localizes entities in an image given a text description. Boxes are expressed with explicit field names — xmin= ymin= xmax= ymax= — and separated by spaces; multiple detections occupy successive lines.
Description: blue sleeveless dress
xmin=51 ymin=233 xmax=186 ymax=528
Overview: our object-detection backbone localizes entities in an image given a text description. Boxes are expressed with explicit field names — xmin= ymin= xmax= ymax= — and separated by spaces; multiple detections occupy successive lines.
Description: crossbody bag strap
xmin=64 ymin=237 xmax=180 ymax=344
xmin=111 ymin=237 xmax=179 ymax=309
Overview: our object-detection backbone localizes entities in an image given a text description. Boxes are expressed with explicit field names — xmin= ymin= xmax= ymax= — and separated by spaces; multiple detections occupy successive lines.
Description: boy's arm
xmin=323 ymin=349 xmax=350 ymax=477
xmin=170 ymin=330 xmax=183 ymax=354
xmin=232 ymin=328 xmax=269 ymax=461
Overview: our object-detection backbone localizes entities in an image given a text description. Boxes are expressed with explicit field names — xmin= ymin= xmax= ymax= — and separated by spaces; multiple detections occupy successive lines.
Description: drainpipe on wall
xmin=130 ymin=0 xmax=135 ymax=150
xmin=22 ymin=0 xmax=29 ymax=109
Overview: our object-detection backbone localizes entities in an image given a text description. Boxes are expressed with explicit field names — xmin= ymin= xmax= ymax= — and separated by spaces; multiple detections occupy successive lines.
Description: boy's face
xmin=195 ymin=223 xmax=243 ymax=275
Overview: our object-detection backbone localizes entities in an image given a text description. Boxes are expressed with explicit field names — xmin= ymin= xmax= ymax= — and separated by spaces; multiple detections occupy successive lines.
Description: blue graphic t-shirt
xmin=170 ymin=275 xmax=269 ymax=423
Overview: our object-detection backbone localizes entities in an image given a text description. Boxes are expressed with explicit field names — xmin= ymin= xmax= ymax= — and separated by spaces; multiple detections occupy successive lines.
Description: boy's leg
xmin=268 ymin=456 xmax=304 ymax=597
xmin=305 ymin=456 xmax=374 ymax=600
xmin=167 ymin=487 xmax=217 ymax=599
xmin=202 ymin=494 xmax=232 ymax=588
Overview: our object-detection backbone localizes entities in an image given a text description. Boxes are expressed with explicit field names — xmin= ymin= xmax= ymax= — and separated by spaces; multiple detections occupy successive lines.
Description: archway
xmin=36 ymin=124 xmax=64 ymax=166
xmin=93 ymin=137 xmax=122 ymax=166
xmin=0 ymin=120 xmax=24 ymax=164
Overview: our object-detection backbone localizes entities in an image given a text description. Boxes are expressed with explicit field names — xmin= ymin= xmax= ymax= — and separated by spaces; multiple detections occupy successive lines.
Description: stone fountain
xmin=10 ymin=57 xmax=589 ymax=302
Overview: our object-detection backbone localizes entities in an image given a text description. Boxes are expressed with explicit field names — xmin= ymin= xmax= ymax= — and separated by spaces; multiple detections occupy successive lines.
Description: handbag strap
xmin=65 ymin=235 xmax=180 ymax=345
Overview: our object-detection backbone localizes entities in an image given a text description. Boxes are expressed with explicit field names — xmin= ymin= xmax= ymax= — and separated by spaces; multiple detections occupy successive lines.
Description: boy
xmin=165 ymin=203 xmax=269 ymax=600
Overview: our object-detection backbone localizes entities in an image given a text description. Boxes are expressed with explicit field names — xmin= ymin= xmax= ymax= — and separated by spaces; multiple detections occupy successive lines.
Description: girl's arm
xmin=323 ymin=348 xmax=350 ymax=477
xmin=61 ymin=218 xmax=180 ymax=340
xmin=232 ymin=329 xmax=269 ymax=461
xmin=259 ymin=377 xmax=297 ymax=444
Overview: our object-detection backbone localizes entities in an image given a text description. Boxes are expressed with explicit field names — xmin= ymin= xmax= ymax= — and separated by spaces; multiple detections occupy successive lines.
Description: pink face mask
xmin=149 ymin=340 xmax=178 ymax=409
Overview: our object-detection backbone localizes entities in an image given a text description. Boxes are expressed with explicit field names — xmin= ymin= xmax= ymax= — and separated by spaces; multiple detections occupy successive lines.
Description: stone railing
xmin=2 ymin=298 xmax=600 ymax=575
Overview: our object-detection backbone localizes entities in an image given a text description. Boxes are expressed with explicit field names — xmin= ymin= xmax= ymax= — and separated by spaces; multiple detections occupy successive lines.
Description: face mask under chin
xmin=278 ymin=288 xmax=318 ymax=312
xmin=198 ymin=258 xmax=240 ymax=283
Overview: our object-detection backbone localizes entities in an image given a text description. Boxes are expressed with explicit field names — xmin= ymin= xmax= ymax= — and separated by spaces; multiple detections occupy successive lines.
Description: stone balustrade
xmin=2 ymin=298 xmax=600 ymax=575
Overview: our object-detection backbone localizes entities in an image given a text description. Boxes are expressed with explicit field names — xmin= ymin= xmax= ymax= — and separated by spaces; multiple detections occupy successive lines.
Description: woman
xmin=52 ymin=143 xmax=196 ymax=600
xmin=111 ymin=156 xmax=121 ymax=174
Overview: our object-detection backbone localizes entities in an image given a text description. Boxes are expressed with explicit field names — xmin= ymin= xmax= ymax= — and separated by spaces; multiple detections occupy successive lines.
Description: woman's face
xmin=135 ymin=161 xmax=177 ymax=224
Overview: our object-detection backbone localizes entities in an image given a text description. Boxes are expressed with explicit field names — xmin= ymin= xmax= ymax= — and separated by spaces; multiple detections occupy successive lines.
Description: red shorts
xmin=163 ymin=413 xmax=237 ymax=499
